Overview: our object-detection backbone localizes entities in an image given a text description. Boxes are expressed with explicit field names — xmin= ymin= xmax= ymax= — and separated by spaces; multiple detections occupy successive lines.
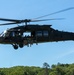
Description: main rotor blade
xmin=0 ymin=18 xmax=20 ymax=22
xmin=31 ymin=18 xmax=65 ymax=22
xmin=34 ymin=7 xmax=74 ymax=19
xmin=0 ymin=18 xmax=31 ymax=24
xmin=0 ymin=22 xmax=20 ymax=26
xmin=0 ymin=18 xmax=64 ymax=26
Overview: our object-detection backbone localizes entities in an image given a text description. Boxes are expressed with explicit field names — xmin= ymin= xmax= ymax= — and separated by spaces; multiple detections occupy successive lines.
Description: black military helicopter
xmin=0 ymin=7 xmax=74 ymax=49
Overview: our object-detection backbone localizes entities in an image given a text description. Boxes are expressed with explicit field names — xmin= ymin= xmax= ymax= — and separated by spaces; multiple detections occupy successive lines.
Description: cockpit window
xmin=0 ymin=30 xmax=7 ymax=37
xmin=10 ymin=32 xmax=15 ymax=37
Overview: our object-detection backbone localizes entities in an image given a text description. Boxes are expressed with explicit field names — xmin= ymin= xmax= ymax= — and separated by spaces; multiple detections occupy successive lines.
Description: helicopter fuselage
xmin=0 ymin=25 xmax=74 ymax=49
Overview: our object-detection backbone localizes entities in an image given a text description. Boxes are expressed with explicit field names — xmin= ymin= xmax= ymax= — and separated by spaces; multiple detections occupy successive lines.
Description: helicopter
xmin=0 ymin=7 xmax=74 ymax=50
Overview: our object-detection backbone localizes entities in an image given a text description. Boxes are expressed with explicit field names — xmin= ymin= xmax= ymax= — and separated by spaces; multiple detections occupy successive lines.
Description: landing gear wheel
xmin=19 ymin=44 xmax=24 ymax=48
xmin=13 ymin=44 xmax=18 ymax=50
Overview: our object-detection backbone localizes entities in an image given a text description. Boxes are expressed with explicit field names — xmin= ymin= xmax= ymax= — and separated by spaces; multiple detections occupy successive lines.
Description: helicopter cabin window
xmin=35 ymin=31 xmax=42 ymax=37
xmin=23 ymin=32 xmax=31 ymax=37
xmin=43 ymin=31 xmax=49 ymax=37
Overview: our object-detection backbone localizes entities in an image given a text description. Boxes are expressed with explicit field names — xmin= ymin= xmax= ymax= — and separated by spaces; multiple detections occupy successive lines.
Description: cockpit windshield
xmin=0 ymin=30 xmax=7 ymax=37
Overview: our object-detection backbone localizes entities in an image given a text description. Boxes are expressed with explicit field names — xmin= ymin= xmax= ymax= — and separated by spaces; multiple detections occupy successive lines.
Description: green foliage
xmin=0 ymin=63 xmax=74 ymax=75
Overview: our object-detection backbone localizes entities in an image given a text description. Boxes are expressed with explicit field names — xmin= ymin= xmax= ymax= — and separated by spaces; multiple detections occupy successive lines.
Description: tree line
xmin=0 ymin=63 xmax=74 ymax=75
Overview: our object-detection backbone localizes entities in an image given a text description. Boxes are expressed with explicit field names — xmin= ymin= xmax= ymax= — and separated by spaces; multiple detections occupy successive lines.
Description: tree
xmin=43 ymin=62 xmax=50 ymax=75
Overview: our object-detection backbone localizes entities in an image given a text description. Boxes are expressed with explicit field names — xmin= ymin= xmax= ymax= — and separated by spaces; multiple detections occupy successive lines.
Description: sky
xmin=0 ymin=0 xmax=74 ymax=68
